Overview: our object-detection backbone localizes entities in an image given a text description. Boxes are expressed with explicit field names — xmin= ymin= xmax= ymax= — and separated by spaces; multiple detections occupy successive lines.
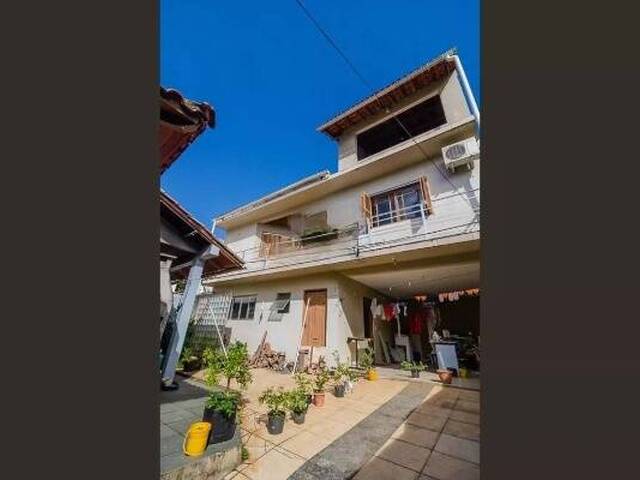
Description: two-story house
xmin=205 ymin=50 xmax=480 ymax=370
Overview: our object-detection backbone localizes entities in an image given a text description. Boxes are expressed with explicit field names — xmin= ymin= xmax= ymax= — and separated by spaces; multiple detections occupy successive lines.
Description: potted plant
xmin=180 ymin=346 xmax=202 ymax=372
xmin=332 ymin=352 xmax=352 ymax=397
xmin=401 ymin=361 xmax=426 ymax=378
xmin=286 ymin=387 xmax=309 ymax=425
xmin=312 ymin=367 xmax=330 ymax=407
xmin=294 ymin=372 xmax=314 ymax=405
xmin=359 ymin=348 xmax=378 ymax=381
xmin=202 ymin=341 xmax=253 ymax=444
xmin=437 ymin=369 xmax=453 ymax=384
xmin=258 ymin=387 xmax=288 ymax=434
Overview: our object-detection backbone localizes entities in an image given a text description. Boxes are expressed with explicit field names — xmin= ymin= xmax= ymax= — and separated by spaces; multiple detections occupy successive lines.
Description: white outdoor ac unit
xmin=442 ymin=137 xmax=480 ymax=173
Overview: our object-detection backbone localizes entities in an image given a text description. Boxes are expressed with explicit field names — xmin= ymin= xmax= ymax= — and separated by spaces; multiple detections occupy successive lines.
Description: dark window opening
xmin=357 ymin=96 xmax=446 ymax=160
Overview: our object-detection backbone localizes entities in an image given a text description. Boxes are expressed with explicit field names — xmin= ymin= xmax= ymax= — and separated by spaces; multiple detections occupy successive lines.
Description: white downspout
xmin=448 ymin=53 xmax=480 ymax=131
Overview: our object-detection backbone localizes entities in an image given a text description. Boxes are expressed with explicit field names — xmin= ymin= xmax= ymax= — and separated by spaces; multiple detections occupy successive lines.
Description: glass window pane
xmin=247 ymin=300 xmax=255 ymax=319
xmin=230 ymin=301 xmax=240 ymax=319
xmin=240 ymin=301 xmax=249 ymax=319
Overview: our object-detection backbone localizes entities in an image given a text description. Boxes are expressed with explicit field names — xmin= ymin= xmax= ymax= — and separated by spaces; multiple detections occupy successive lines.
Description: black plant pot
xmin=411 ymin=370 xmax=420 ymax=378
xmin=267 ymin=412 xmax=285 ymax=434
xmin=202 ymin=407 xmax=236 ymax=444
xmin=291 ymin=410 xmax=306 ymax=425
xmin=334 ymin=383 xmax=346 ymax=397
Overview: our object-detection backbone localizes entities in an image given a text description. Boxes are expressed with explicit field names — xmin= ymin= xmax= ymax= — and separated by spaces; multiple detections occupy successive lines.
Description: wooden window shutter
xmin=419 ymin=176 xmax=434 ymax=215
xmin=360 ymin=192 xmax=372 ymax=224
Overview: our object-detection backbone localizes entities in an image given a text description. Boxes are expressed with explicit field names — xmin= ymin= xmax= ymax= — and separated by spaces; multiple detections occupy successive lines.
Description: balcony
xmin=217 ymin=189 xmax=479 ymax=280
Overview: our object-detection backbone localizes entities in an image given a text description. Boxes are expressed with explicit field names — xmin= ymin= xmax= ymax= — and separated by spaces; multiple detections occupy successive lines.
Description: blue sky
xmin=161 ymin=1 xmax=479 ymax=231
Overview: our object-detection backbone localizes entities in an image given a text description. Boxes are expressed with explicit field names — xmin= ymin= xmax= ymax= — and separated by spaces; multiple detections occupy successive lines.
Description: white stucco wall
xmin=220 ymin=273 xmax=381 ymax=367
xmin=225 ymin=157 xmax=479 ymax=271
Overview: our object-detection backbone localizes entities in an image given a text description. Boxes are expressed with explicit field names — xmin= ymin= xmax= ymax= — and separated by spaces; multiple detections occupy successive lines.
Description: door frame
xmin=302 ymin=289 xmax=328 ymax=347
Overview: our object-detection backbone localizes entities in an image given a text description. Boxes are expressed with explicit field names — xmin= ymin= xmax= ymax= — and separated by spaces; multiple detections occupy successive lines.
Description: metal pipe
xmin=448 ymin=54 xmax=480 ymax=130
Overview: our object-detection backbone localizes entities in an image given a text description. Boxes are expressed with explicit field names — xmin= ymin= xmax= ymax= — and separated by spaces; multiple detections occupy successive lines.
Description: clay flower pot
xmin=312 ymin=391 xmax=325 ymax=407
xmin=437 ymin=369 xmax=453 ymax=384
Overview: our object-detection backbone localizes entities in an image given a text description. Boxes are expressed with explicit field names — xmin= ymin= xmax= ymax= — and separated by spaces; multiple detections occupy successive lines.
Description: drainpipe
xmin=448 ymin=53 xmax=480 ymax=132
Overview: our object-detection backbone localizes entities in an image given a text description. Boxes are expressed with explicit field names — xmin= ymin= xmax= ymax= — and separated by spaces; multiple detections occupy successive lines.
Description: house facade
xmin=205 ymin=50 xmax=480 ymax=368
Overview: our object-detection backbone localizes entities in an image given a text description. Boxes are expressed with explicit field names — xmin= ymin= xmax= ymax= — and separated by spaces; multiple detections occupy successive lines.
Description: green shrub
xmin=203 ymin=341 xmax=252 ymax=390
xmin=313 ymin=367 xmax=331 ymax=392
xmin=359 ymin=348 xmax=375 ymax=372
xmin=400 ymin=361 xmax=426 ymax=372
xmin=286 ymin=388 xmax=310 ymax=414
xmin=205 ymin=390 xmax=241 ymax=419
xmin=258 ymin=387 xmax=288 ymax=417
xmin=294 ymin=373 xmax=314 ymax=396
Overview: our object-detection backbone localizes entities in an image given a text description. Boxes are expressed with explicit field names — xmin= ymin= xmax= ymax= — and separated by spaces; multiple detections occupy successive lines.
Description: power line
xmin=293 ymin=0 xmax=477 ymax=208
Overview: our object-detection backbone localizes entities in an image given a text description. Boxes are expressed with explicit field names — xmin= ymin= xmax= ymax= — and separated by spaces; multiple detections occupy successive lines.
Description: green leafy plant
xmin=313 ymin=367 xmax=330 ymax=392
xmin=286 ymin=388 xmax=310 ymax=415
xmin=359 ymin=348 xmax=375 ymax=372
xmin=258 ymin=387 xmax=288 ymax=417
xmin=203 ymin=341 xmax=253 ymax=390
xmin=294 ymin=372 xmax=314 ymax=396
xmin=205 ymin=390 xmax=241 ymax=419
xmin=401 ymin=361 xmax=426 ymax=372
xmin=332 ymin=350 xmax=352 ymax=384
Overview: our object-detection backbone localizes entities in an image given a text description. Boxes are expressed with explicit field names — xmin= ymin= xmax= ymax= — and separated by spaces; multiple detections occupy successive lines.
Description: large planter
xmin=410 ymin=370 xmax=420 ymax=379
xmin=291 ymin=410 xmax=307 ymax=425
xmin=266 ymin=412 xmax=285 ymax=434
xmin=437 ymin=369 xmax=453 ymax=385
xmin=312 ymin=391 xmax=325 ymax=407
xmin=334 ymin=383 xmax=346 ymax=398
xmin=202 ymin=407 xmax=236 ymax=444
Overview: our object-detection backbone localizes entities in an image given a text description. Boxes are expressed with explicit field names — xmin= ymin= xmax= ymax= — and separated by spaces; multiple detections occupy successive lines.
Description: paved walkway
xmin=221 ymin=369 xmax=480 ymax=480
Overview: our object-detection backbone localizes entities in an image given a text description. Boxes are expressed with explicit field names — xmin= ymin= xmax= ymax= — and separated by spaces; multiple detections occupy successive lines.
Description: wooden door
xmin=302 ymin=290 xmax=327 ymax=347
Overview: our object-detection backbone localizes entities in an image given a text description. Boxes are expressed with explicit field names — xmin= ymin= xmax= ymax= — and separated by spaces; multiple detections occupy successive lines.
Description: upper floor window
xmin=371 ymin=183 xmax=423 ymax=227
xmin=229 ymin=295 xmax=257 ymax=320
xmin=361 ymin=176 xmax=434 ymax=230
xmin=357 ymin=95 xmax=446 ymax=160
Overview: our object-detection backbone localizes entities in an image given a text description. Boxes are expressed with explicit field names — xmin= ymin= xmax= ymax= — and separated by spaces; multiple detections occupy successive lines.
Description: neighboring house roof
xmin=317 ymin=49 xmax=457 ymax=139
xmin=160 ymin=86 xmax=216 ymax=174
xmin=161 ymin=190 xmax=244 ymax=278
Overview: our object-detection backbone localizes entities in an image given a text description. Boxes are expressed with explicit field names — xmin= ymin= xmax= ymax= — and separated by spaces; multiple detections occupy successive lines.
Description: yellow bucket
xmin=182 ymin=421 xmax=212 ymax=457
xmin=367 ymin=369 xmax=379 ymax=381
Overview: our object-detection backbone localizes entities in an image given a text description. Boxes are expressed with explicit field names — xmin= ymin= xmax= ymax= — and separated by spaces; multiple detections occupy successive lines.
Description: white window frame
xmin=229 ymin=295 xmax=257 ymax=320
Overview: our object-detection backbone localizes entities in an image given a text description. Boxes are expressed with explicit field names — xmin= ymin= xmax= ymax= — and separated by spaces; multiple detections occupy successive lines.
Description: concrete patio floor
xmin=218 ymin=368 xmax=481 ymax=480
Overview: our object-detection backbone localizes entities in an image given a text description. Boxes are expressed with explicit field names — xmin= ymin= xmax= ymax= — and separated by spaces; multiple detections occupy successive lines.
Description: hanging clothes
xmin=370 ymin=297 xmax=378 ymax=319
xmin=409 ymin=305 xmax=427 ymax=335
xmin=383 ymin=303 xmax=396 ymax=321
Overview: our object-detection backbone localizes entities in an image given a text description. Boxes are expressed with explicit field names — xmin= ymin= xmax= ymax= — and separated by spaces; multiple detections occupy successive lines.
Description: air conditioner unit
xmin=442 ymin=137 xmax=480 ymax=173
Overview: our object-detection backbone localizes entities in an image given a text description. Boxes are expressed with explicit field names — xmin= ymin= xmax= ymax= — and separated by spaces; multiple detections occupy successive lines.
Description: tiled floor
xmin=219 ymin=368 xmax=481 ymax=480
